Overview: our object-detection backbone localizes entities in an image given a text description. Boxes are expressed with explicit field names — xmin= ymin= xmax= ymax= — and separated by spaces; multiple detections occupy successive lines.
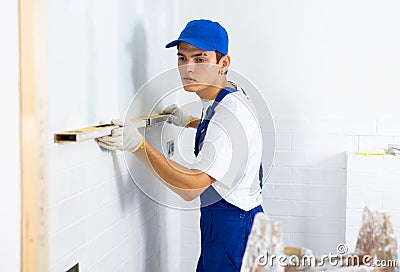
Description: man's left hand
xmin=96 ymin=119 xmax=144 ymax=153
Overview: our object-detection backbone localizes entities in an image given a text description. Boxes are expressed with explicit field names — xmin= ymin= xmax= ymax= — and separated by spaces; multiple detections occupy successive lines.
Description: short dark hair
xmin=216 ymin=51 xmax=228 ymax=75
xmin=215 ymin=51 xmax=224 ymax=63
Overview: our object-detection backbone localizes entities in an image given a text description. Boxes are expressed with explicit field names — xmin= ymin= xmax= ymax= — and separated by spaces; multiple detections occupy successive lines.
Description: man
xmin=97 ymin=19 xmax=264 ymax=272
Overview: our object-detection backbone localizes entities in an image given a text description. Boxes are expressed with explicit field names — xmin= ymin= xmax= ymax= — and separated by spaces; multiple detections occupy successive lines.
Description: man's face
xmin=177 ymin=42 xmax=221 ymax=93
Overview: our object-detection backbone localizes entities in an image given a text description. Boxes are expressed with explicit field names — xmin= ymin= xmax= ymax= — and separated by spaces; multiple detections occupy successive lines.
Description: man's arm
xmin=134 ymin=140 xmax=214 ymax=201
xmin=96 ymin=118 xmax=211 ymax=201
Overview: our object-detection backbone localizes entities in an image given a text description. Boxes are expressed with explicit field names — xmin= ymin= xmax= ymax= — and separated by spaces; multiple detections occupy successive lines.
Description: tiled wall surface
xmin=47 ymin=1 xmax=180 ymax=271
xmin=346 ymin=154 xmax=400 ymax=249
xmin=264 ymin=118 xmax=400 ymax=255
xmin=49 ymin=127 xmax=166 ymax=271
xmin=178 ymin=117 xmax=400 ymax=271
xmin=262 ymin=118 xmax=348 ymax=255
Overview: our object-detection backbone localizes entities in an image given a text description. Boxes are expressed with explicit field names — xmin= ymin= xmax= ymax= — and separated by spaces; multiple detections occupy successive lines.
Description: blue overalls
xmin=195 ymin=87 xmax=264 ymax=272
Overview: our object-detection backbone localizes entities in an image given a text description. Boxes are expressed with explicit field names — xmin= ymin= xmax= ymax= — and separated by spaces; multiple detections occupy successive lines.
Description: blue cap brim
xmin=165 ymin=40 xmax=180 ymax=48
xmin=165 ymin=38 xmax=218 ymax=52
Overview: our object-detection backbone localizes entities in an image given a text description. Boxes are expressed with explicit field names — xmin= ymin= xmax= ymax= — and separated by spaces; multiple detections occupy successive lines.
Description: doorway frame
xmin=19 ymin=0 xmax=48 ymax=271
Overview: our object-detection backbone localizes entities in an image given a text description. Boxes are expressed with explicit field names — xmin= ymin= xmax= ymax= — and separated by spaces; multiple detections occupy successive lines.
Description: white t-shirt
xmin=192 ymin=86 xmax=263 ymax=211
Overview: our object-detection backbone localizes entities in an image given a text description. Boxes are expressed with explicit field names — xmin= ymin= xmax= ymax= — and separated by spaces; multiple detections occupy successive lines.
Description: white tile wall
xmin=359 ymin=136 xmax=394 ymax=151
xmin=291 ymin=134 xmax=345 ymax=152
xmin=346 ymin=191 xmax=383 ymax=210
xmin=262 ymin=118 xmax=350 ymax=256
xmin=292 ymin=168 xmax=324 ymax=184
xmin=274 ymin=118 xmax=309 ymax=134
xmin=262 ymin=117 xmax=400 ymax=256
xmin=274 ymin=216 xmax=345 ymax=235
xmin=346 ymin=154 xmax=400 ymax=250
xmin=48 ymin=145 xmax=163 ymax=271
xmin=274 ymin=151 xmax=309 ymax=167
xmin=343 ymin=120 xmax=377 ymax=136
xmin=47 ymin=0 xmax=181 ymax=271
xmin=49 ymin=125 xmax=186 ymax=271
xmin=264 ymin=199 xmax=292 ymax=216
xmin=377 ymin=119 xmax=400 ymax=136
xmin=274 ymin=184 xmax=345 ymax=201
xmin=324 ymin=169 xmax=347 ymax=185
xmin=268 ymin=167 xmax=291 ymax=183
xmin=291 ymin=200 xmax=345 ymax=218
xmin=344 ymin=136 xmax=360 ymax=153
xmin=179 ymin=210 xmax=201 ymax=271
xmin=275 ymin=133 xmax=292 ymax=150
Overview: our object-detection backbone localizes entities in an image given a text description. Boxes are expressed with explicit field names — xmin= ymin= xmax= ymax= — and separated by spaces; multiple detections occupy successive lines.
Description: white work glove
xmin=96 ymin=119 xmax=144 ymax=153
xmin=161 ymin=104 xmax=192 ymax=127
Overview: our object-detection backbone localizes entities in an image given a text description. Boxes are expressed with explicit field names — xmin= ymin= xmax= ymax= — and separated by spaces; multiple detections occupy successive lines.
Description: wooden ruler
xmin=20 ymin=0 xmax=48 ymax=271
xmin=54 ymin=114 xmax=170 ymax=143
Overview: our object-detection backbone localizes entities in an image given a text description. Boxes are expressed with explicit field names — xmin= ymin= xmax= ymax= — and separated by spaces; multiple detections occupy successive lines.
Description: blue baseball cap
xmin=165 ymin=19 xmax=229 ymax=55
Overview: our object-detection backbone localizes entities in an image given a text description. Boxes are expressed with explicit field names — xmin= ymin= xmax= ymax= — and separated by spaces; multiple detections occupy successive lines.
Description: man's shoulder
xmin=218 ymin=91 xmax=255 ymax=116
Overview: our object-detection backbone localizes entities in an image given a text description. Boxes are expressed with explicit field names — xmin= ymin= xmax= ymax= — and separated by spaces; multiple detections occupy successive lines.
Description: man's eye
xmin=195 ymin=58 xmax=205 ymax=63
xmin=178 ymin=57 xmax=186 ymax=61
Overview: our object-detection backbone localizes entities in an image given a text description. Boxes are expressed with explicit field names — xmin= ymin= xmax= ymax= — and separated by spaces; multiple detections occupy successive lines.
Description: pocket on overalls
xmin=203 ymin=242 xmax=240 ymax=271
xmin=205 ymin=212 xmax=246 ymax=271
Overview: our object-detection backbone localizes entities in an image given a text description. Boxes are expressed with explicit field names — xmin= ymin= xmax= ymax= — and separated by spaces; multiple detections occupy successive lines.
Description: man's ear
xmin=219 ymin=55 xmax=231 ymax=69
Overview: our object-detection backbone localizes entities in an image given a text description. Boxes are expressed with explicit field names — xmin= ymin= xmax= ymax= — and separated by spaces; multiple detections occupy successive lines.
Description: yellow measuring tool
xmin=357 ymin=151 xmax=387 ymax=156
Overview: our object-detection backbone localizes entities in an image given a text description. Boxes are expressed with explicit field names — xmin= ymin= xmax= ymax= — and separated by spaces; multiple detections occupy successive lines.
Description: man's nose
xmin=185 ymin=62 xmax=195 ymax=73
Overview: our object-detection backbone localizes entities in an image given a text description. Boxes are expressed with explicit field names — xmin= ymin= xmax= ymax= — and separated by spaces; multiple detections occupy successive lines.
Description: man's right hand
xmin=161 ymin=104 xmax=193 ymax=127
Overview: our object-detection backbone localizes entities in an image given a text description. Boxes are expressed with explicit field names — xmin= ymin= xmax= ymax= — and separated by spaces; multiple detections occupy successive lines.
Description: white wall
xmin=47 ymin=1 xmax=181 ymax=271
xmin=178 ymin=0 xmax=400 ymax=257
xmin=346 ymin=154 xmax=400 ymax=250
xmin=0 ymin=0 xmax=20 ymax=271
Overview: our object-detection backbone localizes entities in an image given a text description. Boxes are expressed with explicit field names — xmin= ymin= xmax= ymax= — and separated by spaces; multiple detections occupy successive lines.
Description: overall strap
xmin=194 ymin=87 xmax=238 ymax=157
xmin=194 ymin=86 xmax=264 ymax=197
xmin=195 ymin=87 xmax=239 ymax=206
